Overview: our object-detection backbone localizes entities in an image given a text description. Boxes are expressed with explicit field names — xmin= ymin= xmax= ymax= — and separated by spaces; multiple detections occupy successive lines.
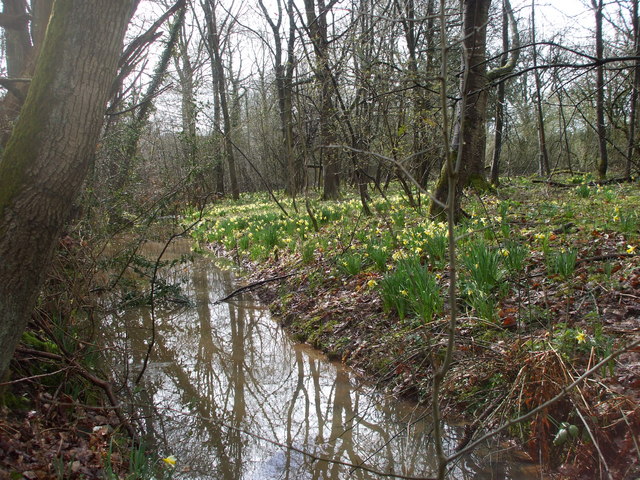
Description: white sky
xmin=512 ymin=0 xmax=608 ymax=40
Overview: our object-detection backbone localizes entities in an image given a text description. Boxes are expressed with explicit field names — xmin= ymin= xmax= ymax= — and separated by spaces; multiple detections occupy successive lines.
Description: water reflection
xmin=104 ymin=245 xmax=539 ymax=479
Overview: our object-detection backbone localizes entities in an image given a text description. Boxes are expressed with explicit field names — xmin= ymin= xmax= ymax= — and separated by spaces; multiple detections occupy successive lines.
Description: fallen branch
xmin=531 ymin=179 xmax=572 ymax=187
xmin=15 ymin=347 xmax=136 ymax=439
xmin=576 ymin=252 xmax=636 ymax=264
xmin=214 ymin=274 xmax=295 ymax=305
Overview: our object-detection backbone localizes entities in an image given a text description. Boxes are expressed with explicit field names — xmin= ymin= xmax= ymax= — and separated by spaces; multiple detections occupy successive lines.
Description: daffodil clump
xmin=186 ymin=178 xmax=639 ymax=331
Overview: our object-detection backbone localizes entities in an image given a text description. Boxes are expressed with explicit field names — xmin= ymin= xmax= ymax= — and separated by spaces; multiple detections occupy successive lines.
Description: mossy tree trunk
xmin=593 ymin=0 xmax=609 ymax=180
xmin=430 ymin=0 xmax=492 ymax=220
xmin=0 ymin=0 xmax=133 ymax=377
xmin=430 ymin=0 xmax=518 ymax=220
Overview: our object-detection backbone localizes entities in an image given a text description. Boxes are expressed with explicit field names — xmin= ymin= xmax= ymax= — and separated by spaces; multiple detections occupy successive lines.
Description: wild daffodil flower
xmin=162 ymin=455 xmax=177 ymax=466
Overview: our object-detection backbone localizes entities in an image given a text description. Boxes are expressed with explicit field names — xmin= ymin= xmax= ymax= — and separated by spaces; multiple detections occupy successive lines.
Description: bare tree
xmin=531 ymin=0 xmax=551 ymax=176
xmin=202 ymin=0 xmax=240 ymax=200
xmin=258 ymin=0 xmax=301 ymax=196
xmin=302 ymin=0 xmax=341 ymax=200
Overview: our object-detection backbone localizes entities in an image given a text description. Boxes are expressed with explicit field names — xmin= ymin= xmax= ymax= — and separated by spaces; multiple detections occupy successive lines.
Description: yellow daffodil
xmin=367 ymin=279 xmax=378 ymax=288
xmin=575 ymin=331 xmax=587 ymax=344
xmin=627 ymin=245 xmax=637 ymax=254
xmin=162 ymin=455 xmax=177 ymax=466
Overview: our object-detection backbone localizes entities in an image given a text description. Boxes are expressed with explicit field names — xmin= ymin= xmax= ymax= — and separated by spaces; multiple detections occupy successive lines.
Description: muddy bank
xmin=211 ymin=242 xmax=640 ymax=480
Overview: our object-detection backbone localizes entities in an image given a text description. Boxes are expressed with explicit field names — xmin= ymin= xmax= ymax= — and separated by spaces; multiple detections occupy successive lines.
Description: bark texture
xmin=430 ymin=0 xmax=491 ymax=219
xmin=0 ymin=0 xmax=133 ymax=377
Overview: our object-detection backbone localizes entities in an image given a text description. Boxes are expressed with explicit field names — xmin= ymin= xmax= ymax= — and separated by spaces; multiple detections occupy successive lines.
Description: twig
xmin=214 ymin=274 xmax=295 ymax=304
xmin=432 ymin=1 xmax=465 ymax=477
xmin=15 ymin=347 xmax=136 ymax=438
xmin=0 ymin=367 xmax=70 ymax=386
xmin=575 ymin=407 xmax=611 ymax=479
xmin=446 ymin=336 xmax=640 ymax=463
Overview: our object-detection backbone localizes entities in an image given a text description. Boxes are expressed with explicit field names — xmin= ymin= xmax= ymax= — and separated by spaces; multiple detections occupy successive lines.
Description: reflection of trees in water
xmin=105 ymin=258 xmax=534 ymax=480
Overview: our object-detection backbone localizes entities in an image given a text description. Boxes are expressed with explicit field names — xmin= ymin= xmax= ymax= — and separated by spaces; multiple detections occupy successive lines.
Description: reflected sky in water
xmin=104 ymin=242 xmax=539 ymax=480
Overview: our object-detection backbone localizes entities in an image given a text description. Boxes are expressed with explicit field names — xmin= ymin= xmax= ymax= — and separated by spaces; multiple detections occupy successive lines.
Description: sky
xmin=512 ymin=0 xmax=598 ymax=39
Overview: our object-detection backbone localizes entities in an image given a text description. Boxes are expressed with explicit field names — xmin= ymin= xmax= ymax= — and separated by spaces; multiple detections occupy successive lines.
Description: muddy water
xmin=104 ymin=241 xmax=539 ymax=479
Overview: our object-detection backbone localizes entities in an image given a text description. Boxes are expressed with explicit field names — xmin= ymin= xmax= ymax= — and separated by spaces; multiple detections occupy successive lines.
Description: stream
xmin=103 ymin=240 xmax=540 ymax=479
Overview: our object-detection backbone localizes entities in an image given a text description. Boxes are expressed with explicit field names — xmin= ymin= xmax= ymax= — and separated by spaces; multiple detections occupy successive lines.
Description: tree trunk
xmin=0 ymin=0 xmax=133 ymax=377
xmin=490 ymin=0 xmax=509 ymax=186
xmin=430 ymin=0 xmax=492 ymax=219
xmin=202 ymin=0 xmax=239 ymax=200
xmin=627 ymin=0 xmax=640 ymax=178
xmin=258 ymin=0 xmax=301 ymax=196
xmin=593 ymin=0 xmax=608 ymax=179
xmin=303 ymin=0 xmax=340 ymax=200
xmin=532 ymin=0 xmax=550 ymax=176
xmin=0 ymin=0 xmax=54 ymax=146
xmin=2 ymin=0 xmax=32 ymax=78
xmin=176 ymin=25 xmax=197 ymax=168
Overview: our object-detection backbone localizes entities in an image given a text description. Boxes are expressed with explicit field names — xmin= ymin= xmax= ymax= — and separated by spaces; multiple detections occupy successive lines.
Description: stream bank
xmin=193 ymin=181 xmax=640 ymax=479
xmin=219 ymin=244 xmax=639 ymax=479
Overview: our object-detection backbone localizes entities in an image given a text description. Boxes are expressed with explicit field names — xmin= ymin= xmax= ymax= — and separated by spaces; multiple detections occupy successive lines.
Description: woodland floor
xmin=199 ymin=177 xmax=640 ymax=479
xmin=1 ymin=176 xmax=640 ymax=479
xmin=0 ymin=360 xmax=132 ymax=480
